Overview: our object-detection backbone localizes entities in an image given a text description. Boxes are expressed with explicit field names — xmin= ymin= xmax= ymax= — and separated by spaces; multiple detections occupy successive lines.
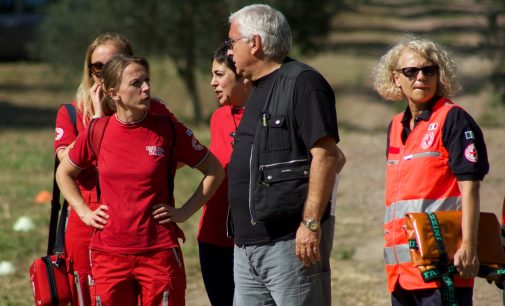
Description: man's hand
xmin=295 ymin=223 xmax=321 ymax=266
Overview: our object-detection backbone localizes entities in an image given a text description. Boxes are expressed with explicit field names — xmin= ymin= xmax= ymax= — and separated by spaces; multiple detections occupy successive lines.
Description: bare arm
xmin=453 ymin=180 xmax=480 ymax=278
xmin=56 ymin=148 xmax=67 ymax=162
xmin=55 ymin=157 xmax=109 ymax=228
xmin=296 ymin=137 xmax=346 ymax=266
xmin=154 ymin=152 xmax=224 ymax=223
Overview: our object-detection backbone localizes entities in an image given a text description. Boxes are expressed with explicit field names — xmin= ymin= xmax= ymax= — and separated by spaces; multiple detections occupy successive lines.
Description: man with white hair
xmin=226 ymin=4 xmax=346 ymax=305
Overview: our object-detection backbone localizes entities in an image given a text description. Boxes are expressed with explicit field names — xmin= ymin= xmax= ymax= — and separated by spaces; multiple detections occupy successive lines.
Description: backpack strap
xmin=165 ymin=116 xmax=176 ymax=207
xmin=48 ymin=104 xmax=77 ymax=255
xmin=87 ymin=117 xmax=111 ymax=201
xmin=63 ymin=104 xmax=78 ymax=135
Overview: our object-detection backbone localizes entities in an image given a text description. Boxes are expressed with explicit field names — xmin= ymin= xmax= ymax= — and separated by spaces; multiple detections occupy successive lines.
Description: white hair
xmin=229 ymin=4 xmax=292 ymax=59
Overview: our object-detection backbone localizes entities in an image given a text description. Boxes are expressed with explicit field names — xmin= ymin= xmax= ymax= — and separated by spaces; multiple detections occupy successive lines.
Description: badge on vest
xmin=465 ymin=130 xmax=474 ymax=140
xmin=428 ymin=123 xmax=438 ymax=131
xmin=420 ymin=131 xmax=435 ymax=149
xmin=464 ymin=143 xmax=478 ymax=162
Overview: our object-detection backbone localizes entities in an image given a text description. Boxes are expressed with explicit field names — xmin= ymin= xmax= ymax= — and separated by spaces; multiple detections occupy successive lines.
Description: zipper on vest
xmin=392 ymin=145 xmax=404 ymax=265
xmin=258 ymin=158 xmax=309 ymax=186
xmin=249 ymin=145 xmax=256 ymax=225
xmin=260 ymin=158 xmax=308 ymax=169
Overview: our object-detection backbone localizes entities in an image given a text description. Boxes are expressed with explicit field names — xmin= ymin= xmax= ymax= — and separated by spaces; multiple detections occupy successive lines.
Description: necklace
xmin=229 ymin=105 xmax=243 ymax=147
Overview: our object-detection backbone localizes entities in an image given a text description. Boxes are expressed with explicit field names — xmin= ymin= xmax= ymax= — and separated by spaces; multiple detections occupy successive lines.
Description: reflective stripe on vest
xmin=403 ymin=151 xmax=440 ymax=160
xmin=384 ymin=244 xmax=411 ymax=265
xmin=384 ymin=197 xmax=461 ymax=223
xmin=383 ymin=98 xmax=468 ymax=291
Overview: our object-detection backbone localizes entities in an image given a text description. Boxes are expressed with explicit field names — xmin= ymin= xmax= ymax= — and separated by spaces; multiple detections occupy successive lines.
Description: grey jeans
xmin=233 ymin=216 xmax=335 ymax=306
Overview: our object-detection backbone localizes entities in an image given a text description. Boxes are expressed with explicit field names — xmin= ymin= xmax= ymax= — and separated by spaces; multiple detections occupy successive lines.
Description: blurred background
xmin=1 ymin=0 xmax=504 ymax=305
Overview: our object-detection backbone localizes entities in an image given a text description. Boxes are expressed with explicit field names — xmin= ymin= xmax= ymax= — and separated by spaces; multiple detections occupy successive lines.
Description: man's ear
xmin=250 ymin=35 xmax=261 ymax=56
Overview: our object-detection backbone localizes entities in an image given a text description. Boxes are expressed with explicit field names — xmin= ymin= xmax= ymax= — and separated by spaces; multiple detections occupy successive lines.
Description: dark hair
xmin=212 ymin=43 xmax=239 ymax=78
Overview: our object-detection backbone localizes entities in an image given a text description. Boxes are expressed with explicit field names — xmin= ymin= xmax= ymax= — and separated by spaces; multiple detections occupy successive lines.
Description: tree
xmin=33 ymin=0 xmax=342 ymax=122
xmin=478 ymin=0 xmax=505 ymax=102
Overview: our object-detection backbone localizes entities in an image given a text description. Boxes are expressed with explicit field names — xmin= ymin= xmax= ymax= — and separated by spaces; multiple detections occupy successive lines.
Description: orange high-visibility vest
xmin=384 ymin=97 xmax=473 ymax=292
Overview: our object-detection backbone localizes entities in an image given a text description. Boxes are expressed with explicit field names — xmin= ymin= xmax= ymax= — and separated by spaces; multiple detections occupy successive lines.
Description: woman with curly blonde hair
xmin=373 ymin=36 xmax=489 ymax=306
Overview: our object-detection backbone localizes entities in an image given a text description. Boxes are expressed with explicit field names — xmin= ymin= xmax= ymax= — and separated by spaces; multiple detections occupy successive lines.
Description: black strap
xmin=165 ymin=116 xmax=176 ymax=206
xmin=47 ymin=156 xmax=65 ymax=255
xmin=87 ymin=117 xmax=110 ymax=201
xmin=423 ymin=212 xmax=456 ymax=306
xmin=426 ymin=212 xmax=448 ymax=264
xmin=63 ymin=104 xmax=77 ymax=135
xmin=47 ymin=104 xmax=77 ymax=255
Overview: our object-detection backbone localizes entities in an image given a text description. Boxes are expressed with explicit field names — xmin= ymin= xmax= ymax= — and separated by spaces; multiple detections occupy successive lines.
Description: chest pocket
xmin=260 ymin=115 xmax=291 ymax=152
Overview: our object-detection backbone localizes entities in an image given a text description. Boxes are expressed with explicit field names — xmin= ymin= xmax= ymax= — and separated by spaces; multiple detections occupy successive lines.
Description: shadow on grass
xmin=0 ymin=100 xmax=56 ymax=130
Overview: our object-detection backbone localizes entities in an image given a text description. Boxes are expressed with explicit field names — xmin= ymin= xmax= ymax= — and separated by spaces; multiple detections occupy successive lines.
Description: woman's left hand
xmin=152 ymin=203 xmax=190 ymax=224
xmin=453 ymin=243 xmax=479 ymax=278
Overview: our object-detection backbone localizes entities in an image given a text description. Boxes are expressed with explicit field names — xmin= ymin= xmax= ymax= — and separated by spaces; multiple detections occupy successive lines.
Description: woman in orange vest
xmin=373 ymin=36 xmax=489 ymax=305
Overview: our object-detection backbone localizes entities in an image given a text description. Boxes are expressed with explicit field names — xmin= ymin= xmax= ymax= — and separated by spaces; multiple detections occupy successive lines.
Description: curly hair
xmin=373 ymin=35 xmax=462 ymax=101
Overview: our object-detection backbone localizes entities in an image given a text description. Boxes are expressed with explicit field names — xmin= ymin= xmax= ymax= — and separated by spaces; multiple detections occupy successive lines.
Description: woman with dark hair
xmin=196 ymin=44 xmax=251 ymax=306
xmin=57 ymin=54 xmax=224 ymax=306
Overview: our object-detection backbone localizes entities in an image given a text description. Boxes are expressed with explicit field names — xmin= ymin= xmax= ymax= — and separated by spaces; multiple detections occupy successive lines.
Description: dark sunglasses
xmin=88 ymin=62 xmax=105 ymax=77
xmin=398 ymin=66 xmax=438 ymax=78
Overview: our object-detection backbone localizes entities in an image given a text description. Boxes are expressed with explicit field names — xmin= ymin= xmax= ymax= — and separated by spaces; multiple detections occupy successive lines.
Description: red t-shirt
xmin=197 ymin=106 xmax=244 ymax=247
xmin=68 ymin=110 xmax=208 ymax=254
xmin=54 ymin=99 xmax=172 ymax=203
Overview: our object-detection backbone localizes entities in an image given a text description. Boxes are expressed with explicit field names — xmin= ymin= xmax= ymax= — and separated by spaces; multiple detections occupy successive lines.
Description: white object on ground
xmin=13 ymin=216 xmax=36 ymax=232
xmin=0 ymin=261 xmax=15 ymax=275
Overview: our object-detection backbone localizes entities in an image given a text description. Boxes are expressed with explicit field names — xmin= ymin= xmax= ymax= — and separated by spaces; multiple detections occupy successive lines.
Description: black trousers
xmin=198 ymin=241 xmax=234 ymax=306
xmin=392 ymin=282 xmax=473 ymax=306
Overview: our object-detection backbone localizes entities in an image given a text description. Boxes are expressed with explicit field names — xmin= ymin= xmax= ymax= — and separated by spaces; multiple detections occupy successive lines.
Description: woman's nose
xmin=210 ymin=76 xmax=218 ymax=87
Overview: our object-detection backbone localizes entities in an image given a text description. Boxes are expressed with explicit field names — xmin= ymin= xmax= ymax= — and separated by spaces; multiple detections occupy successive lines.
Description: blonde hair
xmin=373 ymin=35 xmax=461 ymax=101
xmin=102 ymin=55 xmax=149 ymax=109
xmin=75 ymin=33 xmax=133 ymax=125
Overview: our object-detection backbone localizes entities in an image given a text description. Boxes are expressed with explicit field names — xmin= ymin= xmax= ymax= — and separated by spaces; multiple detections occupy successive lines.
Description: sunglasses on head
xmin=88 ymin=62 xmax=105 ymax=77
xmin=399 ymin=66 xmax=438 ymax=78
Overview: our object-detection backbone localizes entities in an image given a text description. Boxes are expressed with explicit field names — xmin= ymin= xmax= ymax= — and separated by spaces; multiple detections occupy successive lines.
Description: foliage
xmin=477 ymin=0 xmax=505 ymax=103
xmin=31 ymin=0 xmax=343 ymax=122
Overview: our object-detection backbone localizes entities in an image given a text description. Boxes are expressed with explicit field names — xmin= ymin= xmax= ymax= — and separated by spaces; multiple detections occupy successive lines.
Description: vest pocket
xmin=261 ymin=115 xmax=290 ymax=152
xmin=254 ymin=160 xmax=309 ymax=222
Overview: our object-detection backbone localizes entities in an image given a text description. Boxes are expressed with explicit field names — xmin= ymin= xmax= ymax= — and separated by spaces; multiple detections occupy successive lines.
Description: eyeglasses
xmin=224 ymin=37 xmax=244 ymax=50
xmin=398 ymin=66 xmax=438 ymax=78
xmin=88 ymin=62 xmax=105 ymax=77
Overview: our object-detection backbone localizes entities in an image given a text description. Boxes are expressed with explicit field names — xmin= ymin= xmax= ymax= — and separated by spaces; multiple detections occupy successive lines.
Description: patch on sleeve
xmin=191 ymin=137 xmax=204 ymax=151
xmin=464 ymin=143 xmax=478 ymax=163
xmin=464 ymin=131 xmax=474 ymax=140
xmin=186 ymin=129 xmax=193 ymax=137
xmin=55 ymin=127 xmax=64 ymax=140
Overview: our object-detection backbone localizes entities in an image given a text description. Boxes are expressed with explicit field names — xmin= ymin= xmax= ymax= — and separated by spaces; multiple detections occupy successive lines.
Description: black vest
xmin=249 ymin=59 xmax=314 ymax=224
